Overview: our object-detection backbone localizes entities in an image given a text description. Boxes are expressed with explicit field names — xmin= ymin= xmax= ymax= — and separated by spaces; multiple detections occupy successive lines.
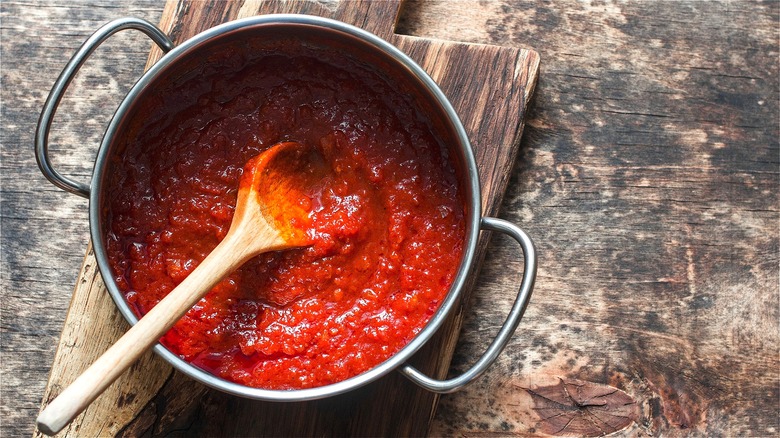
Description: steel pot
xmin=35 ymin=15 xmax=536 ymax=401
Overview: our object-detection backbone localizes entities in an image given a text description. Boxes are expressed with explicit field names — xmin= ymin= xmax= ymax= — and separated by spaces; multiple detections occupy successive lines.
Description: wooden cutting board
xmin=36 ymin=1 xmax=539 ymax=436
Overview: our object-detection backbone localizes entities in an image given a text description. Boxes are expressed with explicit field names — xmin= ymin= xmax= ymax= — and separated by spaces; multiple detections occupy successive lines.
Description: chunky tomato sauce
xmin=105 ymin=41 xmax=465 ymax=389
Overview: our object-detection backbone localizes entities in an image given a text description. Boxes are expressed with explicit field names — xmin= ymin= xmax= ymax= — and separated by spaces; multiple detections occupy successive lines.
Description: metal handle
xmin=35 ymin=17 xmax=174 ymax=198
xmin=400 ymin=216 xmax=537 ymax=393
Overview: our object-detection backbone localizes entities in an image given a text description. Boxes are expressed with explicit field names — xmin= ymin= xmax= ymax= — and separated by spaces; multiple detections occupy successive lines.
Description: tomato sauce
xmin=105 ymin=42 xmax=465 ymax=389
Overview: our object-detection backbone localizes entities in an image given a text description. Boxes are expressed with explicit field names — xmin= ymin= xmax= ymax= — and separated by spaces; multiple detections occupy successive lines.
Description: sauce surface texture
xmin=105 ymin=42 xmax=465 ymax=389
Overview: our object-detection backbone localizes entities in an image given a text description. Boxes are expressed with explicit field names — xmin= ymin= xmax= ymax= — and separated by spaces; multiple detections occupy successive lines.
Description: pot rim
xmin=89 ymin=14 xmax=482 ymax=401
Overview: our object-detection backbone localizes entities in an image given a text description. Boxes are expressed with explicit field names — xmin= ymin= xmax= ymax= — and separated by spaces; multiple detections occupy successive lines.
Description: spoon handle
xmin=36 ymin=232 xmax=254 ymax=435
xmin=37 ymin=141 xmax=307 ymax=435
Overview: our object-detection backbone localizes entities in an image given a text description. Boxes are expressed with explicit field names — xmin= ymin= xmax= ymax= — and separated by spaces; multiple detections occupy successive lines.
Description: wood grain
xmin=3 ymin=1 xmax=778 ymax=437
xmin=1 ymin=2 xmax=167 ymax=437
xmin=399 ymin=1 xmax=779 ymax=436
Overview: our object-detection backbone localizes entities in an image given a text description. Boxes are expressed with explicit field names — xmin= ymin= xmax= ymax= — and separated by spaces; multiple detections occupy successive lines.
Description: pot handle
xmin=399 ymin=216 xmax=537 ymax=393
xmin=35 ymin=17 xmax=174 ymax=198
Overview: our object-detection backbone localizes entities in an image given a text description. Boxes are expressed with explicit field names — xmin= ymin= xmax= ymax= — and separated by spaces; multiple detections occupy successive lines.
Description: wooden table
xmin=2 ymin=1 xmax=777 ymax=436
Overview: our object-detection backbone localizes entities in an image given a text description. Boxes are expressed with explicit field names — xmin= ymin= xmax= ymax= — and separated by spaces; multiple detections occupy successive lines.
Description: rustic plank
xmin=397 ymin=1 xmax=779 ymax=436
xmin=1 ymin=2 xmax=166 ymax=437
xmin=3 ymin=1 xmax=778 ymax=437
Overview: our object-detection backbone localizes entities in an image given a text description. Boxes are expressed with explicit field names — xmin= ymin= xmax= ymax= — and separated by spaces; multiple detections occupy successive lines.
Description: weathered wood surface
xmin=2 ymin=1 xmax=778 ymax=437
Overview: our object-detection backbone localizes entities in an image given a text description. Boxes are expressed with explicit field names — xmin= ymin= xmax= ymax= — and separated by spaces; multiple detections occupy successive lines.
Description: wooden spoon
xmin=37 ymin=141 xmax=324 ymax=435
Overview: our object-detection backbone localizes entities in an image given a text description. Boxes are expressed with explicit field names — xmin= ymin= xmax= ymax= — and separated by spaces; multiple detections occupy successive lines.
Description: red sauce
xmin=105 ymin=42 xmax=465 ymax=389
